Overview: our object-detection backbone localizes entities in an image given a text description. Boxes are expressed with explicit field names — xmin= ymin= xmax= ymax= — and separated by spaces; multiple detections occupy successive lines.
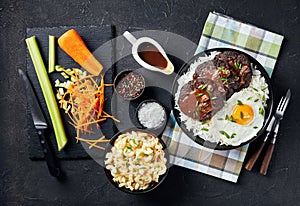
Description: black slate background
xmin=26 ymin=25 xmax=116 ymax=160
xmin=1 ymin=0 xmax=300 ymax=205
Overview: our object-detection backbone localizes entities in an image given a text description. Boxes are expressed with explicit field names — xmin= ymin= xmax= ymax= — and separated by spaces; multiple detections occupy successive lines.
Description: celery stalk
xmin=48 ymin=35 xmax=55 ymax=73
xmin=26 ymin=36 xmax=67 ymax=151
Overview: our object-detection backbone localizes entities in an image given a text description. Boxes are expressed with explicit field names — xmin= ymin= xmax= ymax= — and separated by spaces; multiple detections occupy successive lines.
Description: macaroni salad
xmin=105 ymin=131 xmax=167 ymax=191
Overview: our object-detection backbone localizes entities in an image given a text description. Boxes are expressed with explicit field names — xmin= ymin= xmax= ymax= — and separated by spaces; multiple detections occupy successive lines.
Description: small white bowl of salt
xmin=136 ymin=99 xmax=168 ymax=136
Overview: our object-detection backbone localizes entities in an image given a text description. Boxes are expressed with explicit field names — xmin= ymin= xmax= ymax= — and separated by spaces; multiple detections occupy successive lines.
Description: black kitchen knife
xmin=18 ymin=69 xmax=61 ymax=177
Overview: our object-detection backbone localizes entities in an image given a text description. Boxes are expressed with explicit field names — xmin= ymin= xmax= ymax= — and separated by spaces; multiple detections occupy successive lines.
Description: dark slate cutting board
xmin=26 ymin=25 xmax=116 ymax=160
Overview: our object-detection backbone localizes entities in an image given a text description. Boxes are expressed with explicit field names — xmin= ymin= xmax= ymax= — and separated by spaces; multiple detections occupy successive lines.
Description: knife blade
xmin=18 ymin=69 xmax=61 ymax=177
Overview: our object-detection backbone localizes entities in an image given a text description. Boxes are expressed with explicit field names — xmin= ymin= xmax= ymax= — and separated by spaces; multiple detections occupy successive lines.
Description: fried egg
xmin=210 ymin=89 xmax=266 ymax=146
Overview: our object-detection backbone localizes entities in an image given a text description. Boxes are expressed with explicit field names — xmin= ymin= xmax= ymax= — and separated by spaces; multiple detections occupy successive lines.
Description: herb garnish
xmin=133 ymin=139 xmax=138 ymax=145
xmin=225 ymin=115 xmax=236 ymax=122
xmin=220 ymin=77 xmax=228 ymax=83
xmin=206 ymin=89 xmax=212 ymax=95
xmin=219 ymin=130 xmax=236 ymax=139
xmin=253 ymin=126 xmax=258 ymax=129
xmin=254 ymin=99 xmax=259 ymax=102
xmin=237 ymin=100 xmax=243 ymax=105
xmin=240 ymin=111 xmax=244 ymax=119
xmin=247 ymin=96 xmax=253 ymax=101
xmin=201 ymin=128 xmax=209 ymax=132
xmin=259 ymin=107 xmax=265 ymax=116
xmin=218 ymin=66 xmax=229 ymax=74
xmin=200 ymin=84 xmax=208 ymax=90
xmin=234 ymin=62 xmax=242 ymax=70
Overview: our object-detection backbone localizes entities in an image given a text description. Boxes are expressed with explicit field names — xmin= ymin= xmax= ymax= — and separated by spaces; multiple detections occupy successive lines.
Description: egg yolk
xmin=231 ymin=104 xmax=254 ymax=125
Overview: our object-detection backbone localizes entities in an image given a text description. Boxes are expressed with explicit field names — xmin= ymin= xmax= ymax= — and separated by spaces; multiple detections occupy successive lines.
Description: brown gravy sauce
xmin=138 ymin=42 xmax=168 ymax=70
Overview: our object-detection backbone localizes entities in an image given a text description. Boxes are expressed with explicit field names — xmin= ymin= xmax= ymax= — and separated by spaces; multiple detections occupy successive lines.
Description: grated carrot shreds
xmin=102 ymin=111 xmax=120 ymax=123
xmin=76 ymin=136 xmax=110 ymax=150
xmin=54 ymin=67 xmax=119 ymax=150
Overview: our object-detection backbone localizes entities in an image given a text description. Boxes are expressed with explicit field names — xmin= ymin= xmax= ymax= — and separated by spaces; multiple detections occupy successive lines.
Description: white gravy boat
xmin=123 ymin=31 xmax=174 ymax=75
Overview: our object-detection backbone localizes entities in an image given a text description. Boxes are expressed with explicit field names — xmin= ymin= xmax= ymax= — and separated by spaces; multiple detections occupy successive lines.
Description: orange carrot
xmin=96 ymin=75 xmax=105 ymax=118
xmin=58 ymin=29 xmax=103 ymax=76
xmin=55 ymin=67 xmax=119 ymax=150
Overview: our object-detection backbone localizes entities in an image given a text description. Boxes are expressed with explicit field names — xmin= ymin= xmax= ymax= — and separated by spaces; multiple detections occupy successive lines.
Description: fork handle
xmin=245 ymin=141 xmax=266 ymax=171
xmin=260 ymin=143 xmax=275 ymax=175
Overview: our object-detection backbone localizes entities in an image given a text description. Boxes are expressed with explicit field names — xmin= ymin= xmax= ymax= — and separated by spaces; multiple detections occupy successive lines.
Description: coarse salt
xmin=137 ymin=102 xmax=165 ymax=129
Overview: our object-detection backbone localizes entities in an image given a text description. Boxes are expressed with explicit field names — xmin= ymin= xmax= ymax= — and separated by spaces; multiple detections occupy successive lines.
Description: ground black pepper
xmin=115 ymin=71 xmax=145 ymax=100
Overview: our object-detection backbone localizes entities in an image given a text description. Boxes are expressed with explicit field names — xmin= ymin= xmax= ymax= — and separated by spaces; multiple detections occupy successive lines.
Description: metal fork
xmin=273 ymin=92 xmax=290 ymax=124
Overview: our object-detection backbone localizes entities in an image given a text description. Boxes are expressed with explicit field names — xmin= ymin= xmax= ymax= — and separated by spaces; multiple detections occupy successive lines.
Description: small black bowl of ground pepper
xmin=114 ymin=70 xmax=145 ymax=100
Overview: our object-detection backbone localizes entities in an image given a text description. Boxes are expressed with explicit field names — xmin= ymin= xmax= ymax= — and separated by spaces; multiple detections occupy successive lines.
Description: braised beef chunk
xmin=213 ymin=51 xmax=252 ymax=98
xmin=195 ymin=61 xmax=216 ymax=79
xmin=194 ymin=60 xmax=227 ymax=97
xmin=179 ymin=77 xmax=225 ymax=121
xmin=178 ymin=50 xmax=253 ymax=121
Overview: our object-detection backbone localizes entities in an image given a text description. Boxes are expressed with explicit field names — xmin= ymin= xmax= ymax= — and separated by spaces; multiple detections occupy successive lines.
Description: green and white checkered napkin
xmin=162 ymin=12 xmax=284 ymax=183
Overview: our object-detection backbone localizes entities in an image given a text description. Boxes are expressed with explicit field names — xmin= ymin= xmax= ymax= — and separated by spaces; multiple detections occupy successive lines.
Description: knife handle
xmin=37 ymin=129 xmax=61 ymax=177
xmin=260 ymin=143 xmax=275 ymax=175
xmin=244 ymin=141 xmax=266 ymax=171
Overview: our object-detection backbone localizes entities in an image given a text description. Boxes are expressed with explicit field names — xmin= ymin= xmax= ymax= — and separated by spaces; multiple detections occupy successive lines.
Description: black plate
xmin=103 ymin=128 xmax=169 ymax=194
xmin=171 ymin=48 xmax=274 ymax=150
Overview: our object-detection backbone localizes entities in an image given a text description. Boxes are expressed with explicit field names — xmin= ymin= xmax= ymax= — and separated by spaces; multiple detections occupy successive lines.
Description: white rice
xmin=174 ymin=53 xmax=269 ymax=144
